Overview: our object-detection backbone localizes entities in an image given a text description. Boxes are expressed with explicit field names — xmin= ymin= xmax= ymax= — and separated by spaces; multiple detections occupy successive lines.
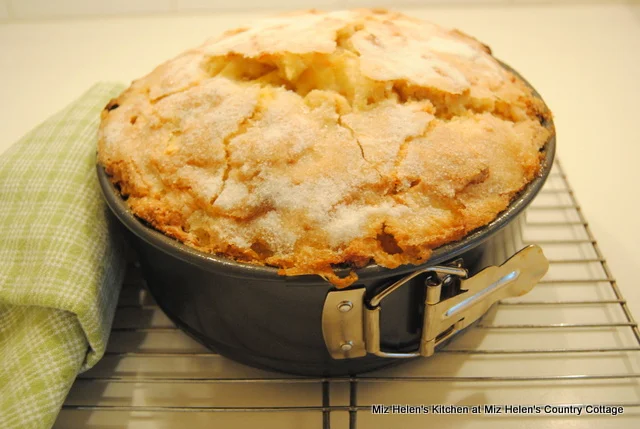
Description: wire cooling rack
xmin=55 ymin=161 xmax=640 ymax=428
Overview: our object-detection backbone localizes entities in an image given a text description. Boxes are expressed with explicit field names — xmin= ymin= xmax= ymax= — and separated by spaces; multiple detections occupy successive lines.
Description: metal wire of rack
xmin=55 ymin=160 xmax=640 ymax=428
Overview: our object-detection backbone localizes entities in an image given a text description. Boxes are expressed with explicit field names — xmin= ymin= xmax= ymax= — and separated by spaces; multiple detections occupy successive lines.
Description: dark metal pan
xmin=97 ymin=63 xmax=555 ymax=376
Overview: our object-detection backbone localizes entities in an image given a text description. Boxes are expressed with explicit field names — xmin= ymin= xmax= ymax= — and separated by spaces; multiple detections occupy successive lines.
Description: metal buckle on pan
xmin=321 ymin=245 xmax=549 ymax=360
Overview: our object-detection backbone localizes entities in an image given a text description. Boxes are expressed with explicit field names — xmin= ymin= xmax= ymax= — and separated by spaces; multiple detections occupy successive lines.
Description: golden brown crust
xmin=98 ymin=9 xmax=553 ymax=287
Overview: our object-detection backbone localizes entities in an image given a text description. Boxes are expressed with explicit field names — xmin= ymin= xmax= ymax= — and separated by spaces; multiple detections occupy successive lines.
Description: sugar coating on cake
xmin=98 ymin=9 xmax=552 ymax=287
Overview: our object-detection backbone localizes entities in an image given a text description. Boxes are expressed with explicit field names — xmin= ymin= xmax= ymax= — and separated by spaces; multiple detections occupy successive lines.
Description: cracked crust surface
xmin=98 ymin=9 xmax=553 ymax=287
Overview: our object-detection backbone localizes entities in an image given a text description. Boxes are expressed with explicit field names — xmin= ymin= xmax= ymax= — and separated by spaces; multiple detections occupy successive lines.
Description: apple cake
xmin=98 ymin=9 xmax=553 ymax=287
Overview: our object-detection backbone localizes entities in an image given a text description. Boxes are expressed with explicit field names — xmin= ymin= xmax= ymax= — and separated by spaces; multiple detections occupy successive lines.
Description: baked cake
xmin=98 ymin=9 xmax=553 ymax=287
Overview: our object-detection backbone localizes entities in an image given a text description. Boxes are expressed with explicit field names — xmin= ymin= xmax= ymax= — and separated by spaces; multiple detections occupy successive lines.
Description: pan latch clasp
xmin=322 ymin=245 xmax=549 ymax=360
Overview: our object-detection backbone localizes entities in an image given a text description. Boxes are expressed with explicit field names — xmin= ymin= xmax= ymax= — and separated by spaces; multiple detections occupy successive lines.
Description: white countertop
xmin=1 ymin=3 xmax=638 ymax=321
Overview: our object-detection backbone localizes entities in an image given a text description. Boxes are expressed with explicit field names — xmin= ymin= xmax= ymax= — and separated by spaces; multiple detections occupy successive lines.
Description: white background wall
xmin=0 ymin=0 xmax=636 ymax=21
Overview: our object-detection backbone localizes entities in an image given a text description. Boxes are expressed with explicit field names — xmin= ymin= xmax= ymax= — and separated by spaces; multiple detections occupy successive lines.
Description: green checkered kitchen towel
xmin=0 ymin=83 xmax=128 ymax=428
